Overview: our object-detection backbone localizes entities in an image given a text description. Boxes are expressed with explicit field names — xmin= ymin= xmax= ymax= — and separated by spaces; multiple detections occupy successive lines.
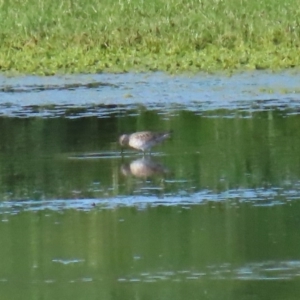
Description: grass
xmin=0 ymin=0 xmax=300 ymax=74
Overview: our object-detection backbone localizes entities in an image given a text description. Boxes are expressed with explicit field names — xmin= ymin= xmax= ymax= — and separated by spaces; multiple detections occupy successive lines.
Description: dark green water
xmin=1 ymin=109 xmax=300 ymax=300
xmin=1 ymin=110 xmax=300 ymax=202
xmin=1 ymin=71 xmax=300 ymax=300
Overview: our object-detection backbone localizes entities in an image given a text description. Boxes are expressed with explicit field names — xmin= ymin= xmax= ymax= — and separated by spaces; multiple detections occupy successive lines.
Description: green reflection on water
xmin=0 ymin=110 xmax=299 ymax=200
xmin=1 ymin=205 xmax=300 ymax=300
xmin=0 ymin=110 xmax=300 ymax=299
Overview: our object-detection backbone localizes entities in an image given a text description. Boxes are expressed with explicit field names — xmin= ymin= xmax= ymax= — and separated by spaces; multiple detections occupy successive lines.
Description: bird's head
xmin=119 ymin=134 xmax=130 ymax=147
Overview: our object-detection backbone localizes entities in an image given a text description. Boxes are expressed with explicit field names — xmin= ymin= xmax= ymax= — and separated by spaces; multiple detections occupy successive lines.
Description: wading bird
xmin=119 ymin=130 xmax=172 ymax=155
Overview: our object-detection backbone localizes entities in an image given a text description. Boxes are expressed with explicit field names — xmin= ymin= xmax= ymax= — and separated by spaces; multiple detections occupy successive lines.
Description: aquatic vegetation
xmin=0 ymin=0 xmax=300 ymax=74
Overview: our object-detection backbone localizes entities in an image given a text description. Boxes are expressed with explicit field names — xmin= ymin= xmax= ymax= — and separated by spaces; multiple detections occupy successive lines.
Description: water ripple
xmin=0 ymin=186 xmax=299 ymax=214
xmin=117 ymin=260 xmax=300 ymax=282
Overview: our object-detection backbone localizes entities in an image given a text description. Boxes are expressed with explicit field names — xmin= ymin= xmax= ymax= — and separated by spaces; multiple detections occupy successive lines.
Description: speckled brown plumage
xmin=119 ymin=130 xmax=172 ymax=153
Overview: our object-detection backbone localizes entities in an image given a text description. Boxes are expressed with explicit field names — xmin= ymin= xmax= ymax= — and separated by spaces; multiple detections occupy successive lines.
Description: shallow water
xmin=0 ymin=71 xmax=300 ymax=300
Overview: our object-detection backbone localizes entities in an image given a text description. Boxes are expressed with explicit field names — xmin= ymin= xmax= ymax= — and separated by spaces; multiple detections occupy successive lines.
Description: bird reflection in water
xmin=121 ymin=157 xmax=170 ymax=178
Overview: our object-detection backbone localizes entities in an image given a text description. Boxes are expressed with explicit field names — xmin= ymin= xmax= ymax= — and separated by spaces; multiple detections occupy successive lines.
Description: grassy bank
xmin=0 ymin=0 xmax=300 ymax=74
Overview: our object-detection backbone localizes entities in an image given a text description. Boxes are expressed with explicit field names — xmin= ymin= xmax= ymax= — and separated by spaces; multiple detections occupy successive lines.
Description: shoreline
xmin=1 ymin=45 xmax=299 ymax=76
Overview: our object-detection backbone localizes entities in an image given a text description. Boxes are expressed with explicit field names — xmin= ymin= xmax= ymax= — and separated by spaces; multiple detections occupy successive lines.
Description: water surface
xmin=0 ymin=71 xmax=300 ymax=300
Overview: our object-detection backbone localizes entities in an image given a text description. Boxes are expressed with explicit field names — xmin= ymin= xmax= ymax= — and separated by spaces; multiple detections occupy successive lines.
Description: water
xmin=0 ymin=71 xmax=300 ymax=300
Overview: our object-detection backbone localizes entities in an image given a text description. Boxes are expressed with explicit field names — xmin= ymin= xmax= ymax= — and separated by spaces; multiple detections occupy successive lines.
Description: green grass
xmin=0 ymin=0 xmax=300 ymax=74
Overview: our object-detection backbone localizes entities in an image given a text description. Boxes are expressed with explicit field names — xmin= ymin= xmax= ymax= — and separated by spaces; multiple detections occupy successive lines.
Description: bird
xmin=119 ymin=130 xmax=172 ymax=154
